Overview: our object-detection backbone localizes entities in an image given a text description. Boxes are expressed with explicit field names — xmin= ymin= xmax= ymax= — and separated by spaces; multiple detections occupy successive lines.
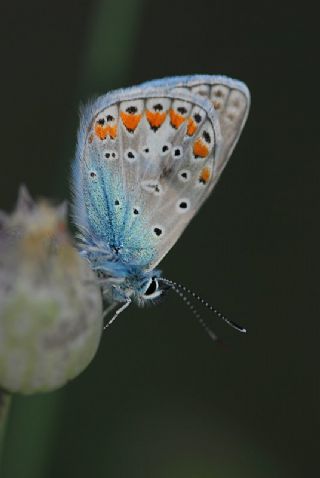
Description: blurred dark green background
xmin=0 ymin=1 xmax=318 ymax=476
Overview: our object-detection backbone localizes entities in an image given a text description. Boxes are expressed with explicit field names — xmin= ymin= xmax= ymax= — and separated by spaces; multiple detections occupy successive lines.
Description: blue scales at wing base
xmin=80 ymin=145 xmax=157 ymax=268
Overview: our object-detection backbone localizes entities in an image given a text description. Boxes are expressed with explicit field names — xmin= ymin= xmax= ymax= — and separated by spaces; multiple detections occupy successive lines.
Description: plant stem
xmin=0 ymin=389 xmax=11 ymax=466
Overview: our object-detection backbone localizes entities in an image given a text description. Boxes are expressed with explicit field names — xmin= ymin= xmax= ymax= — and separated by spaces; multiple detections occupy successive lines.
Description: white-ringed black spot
xmin=105 ymin=150 xmax=118 ymax=160
xmin=153 ymin=227 xmax=163 ymax=237
xmin=126 ymin=106 xmax=137 ymax=114
xmin=160 ymin=143 xmax=171 ymax=156
xmin=124 ymin=149 xmax=138 ymax=163
xmin=173 ymin=146 xmax=183 ymax=158
xmin=133 ymin=208 xmax=139 ymax=215
xmin=154 ymin=103 xmax=163 ymax=111
xmin=178 ymin=169 xmax=191 ymax=182
xmin=177 ymin=106 xmax=187 ymax=115
xmin=90 ymin=171 xmax=97 ymax=178
xmin=124 ymin=149 xmax=137 ymax=162
xmin=176 ymin=198 xmax=190 ymax=213
xmin=202 ymin=131 xmax=211 ymax=143
xmin=194 ymin=113 xmax=202 ymax=123
xmin=97 ymin=118 xmax=105 ymax=125
xmin=106 ymin=115 xmax=114 ymax=122
xmin=115 ymin=199 xmax=120 ymax=206
xmin=142 ymin=146 xmax=151 ymax=157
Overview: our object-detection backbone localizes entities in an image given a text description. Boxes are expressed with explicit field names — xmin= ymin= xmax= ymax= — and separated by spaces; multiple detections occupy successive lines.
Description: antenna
xmin=160 ymin=278 xmax=246 ymax=336
xmin=169 ymin=284 xmax=219 ymax=341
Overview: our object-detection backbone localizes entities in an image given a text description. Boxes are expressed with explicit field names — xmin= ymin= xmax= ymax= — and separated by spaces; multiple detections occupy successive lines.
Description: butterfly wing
xmin=72 ymin=77 xmax=249 ymax=272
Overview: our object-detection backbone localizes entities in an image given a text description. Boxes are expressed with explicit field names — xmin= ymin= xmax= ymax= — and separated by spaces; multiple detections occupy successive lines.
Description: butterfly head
xmin=78 ymin=235 xmax=166 ymax=305
xmin=112 ymin=269 xmax=167 ymax=305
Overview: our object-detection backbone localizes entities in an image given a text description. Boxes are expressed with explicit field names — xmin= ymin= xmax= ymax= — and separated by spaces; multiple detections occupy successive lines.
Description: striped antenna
xmin=160 ymin=278 xmax=246 ymax=336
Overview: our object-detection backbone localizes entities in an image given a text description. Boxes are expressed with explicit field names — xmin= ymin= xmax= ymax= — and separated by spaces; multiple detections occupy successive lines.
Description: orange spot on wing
xmin=120 ymin=112 xmax=141 ymax=132
xmin=187 ymin=118 xmax=197 ymax=136
xmin=193 ymin=138 xmax=209 ymax=158
xmin=199 ymin=166 xmax=211 ymax=184
xmin=170 ymin=109 xmax=186 ymax=129
xmin=95 ymin=124 xmax=117 ymax=140
xmin=95 ymin=124 xmax=107 ymax=140
xmin=146 ymin=110 xmax=166 ymax=129
xmin=108 ymin=125 xmax=117 ymax=139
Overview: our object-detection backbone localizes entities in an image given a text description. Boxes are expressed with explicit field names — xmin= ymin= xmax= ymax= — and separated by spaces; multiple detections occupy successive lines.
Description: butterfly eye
xmin=142 ymin=277 xmax=162 ymax=300
xmin=145 ymin=278 xmax=157 ymax=295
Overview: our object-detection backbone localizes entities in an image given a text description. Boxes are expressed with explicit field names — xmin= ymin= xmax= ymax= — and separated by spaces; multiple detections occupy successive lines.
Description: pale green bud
xmin=0 ymin=187 xmax=103 ymax=394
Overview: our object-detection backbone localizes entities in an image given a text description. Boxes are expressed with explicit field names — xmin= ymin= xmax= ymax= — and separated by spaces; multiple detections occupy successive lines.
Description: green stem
xmin=0 ymin=390 xmax=11 ymax=466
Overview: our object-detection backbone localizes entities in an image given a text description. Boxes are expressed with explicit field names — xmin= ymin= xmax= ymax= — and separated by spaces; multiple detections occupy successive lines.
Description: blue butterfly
xmin=72 ymin=75 xmax=250 ymax=335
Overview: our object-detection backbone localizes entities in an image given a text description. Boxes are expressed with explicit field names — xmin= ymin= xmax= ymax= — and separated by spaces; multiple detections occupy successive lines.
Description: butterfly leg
xmin=103 ymin=298 xmax=132 ymax=330
xmin=102 ymin=302 xmax=117 ymax=322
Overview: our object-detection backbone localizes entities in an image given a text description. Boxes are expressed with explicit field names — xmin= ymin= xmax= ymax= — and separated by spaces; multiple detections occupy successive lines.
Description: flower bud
xmin=0 ymin=187 xmax=103 ymax=394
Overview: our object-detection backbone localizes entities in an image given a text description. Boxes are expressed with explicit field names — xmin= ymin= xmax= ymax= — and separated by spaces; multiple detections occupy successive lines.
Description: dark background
xmin=0 ymin=1 xmax=318 ymax=477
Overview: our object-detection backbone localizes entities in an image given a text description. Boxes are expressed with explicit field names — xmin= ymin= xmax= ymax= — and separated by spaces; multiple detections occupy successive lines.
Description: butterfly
xmin=72 ymin=75 xmax=250 ymax=334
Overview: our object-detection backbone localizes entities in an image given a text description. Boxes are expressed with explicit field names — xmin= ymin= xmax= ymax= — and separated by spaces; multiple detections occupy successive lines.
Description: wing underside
xmin=72 ymin=76 xmax=250 ymax=270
